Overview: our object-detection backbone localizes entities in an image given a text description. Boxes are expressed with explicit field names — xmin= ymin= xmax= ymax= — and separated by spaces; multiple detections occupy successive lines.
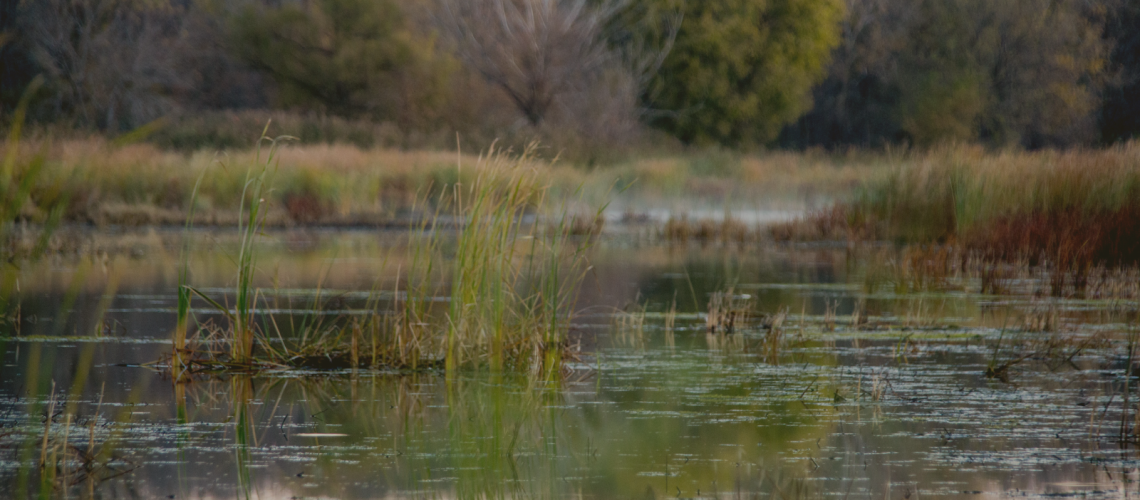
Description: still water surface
xmin=1 ymin=230 xmax=1137 ymax=499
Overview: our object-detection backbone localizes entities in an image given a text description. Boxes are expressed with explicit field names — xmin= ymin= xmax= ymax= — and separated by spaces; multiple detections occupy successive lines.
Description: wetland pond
xmin=3 ymin=229 xmax=1140 ymax=499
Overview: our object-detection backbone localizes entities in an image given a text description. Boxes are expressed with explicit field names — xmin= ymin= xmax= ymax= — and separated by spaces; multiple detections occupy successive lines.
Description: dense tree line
xmin=781 ymin=0 xmax=1125 ymax=149
xmin=0 ymin=0 xmax=1137 ymax=150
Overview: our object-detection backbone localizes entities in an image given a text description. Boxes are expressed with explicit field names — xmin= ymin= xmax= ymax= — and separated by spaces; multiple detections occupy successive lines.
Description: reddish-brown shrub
xmin=965 ymin=204 xmax=1140 ymax=294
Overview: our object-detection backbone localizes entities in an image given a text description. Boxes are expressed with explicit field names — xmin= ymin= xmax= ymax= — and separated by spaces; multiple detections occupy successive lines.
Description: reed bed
xmin=850 ymin=143 xmax=1140 ymax=242
xmin=171 ymin=142 xmax=598 ymax=377
xmin=775 ymin=143 xmax=1140 ymax=297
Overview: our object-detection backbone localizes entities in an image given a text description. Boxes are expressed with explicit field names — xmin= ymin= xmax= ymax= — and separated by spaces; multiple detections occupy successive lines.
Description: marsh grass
xmin=172 ymin=172 xmax=204 ymax=374
xmin=848 ymin=239 xmax=1140 ymax=300
xmin=787 ymin=143 xmax=1140 ymax=297
xmin=706 ymin=288 xmax=753 ymax=334
xmin=443 ymin=144 xmax=604 ymax=376
xmin=176 ymin=129 xmax=294 ymax=371
xmin=759 ymin=307 xmax=788 ymax=364
xmin=1 ymin=130 xmax=900 ymax=233
xmin=615 ymin=300 xmax=648 ymax=349
xmin=172 ymin=142 xmax=602 ymax=376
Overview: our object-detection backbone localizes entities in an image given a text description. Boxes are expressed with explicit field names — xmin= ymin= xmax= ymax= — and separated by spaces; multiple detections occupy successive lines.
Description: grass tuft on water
xmin=172 ymin=140 xmax=601 ymax=377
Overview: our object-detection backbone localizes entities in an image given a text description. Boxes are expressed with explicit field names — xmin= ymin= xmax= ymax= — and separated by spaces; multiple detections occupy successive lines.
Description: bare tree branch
xmin=434 ymin=0 xmax=677 ymax=128
xmin=20 ymin=0 xmax=187 ymax=130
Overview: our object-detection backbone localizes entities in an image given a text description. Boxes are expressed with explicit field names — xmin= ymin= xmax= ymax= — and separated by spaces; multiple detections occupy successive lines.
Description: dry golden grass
xmin=873 ymin=142 xmax=1140 ymax=224
xmin=16 ymin=137 xmax=1140 ymax=238
xmin=2 ymin=137 xmax=578 ymax=226
xmin=771 ymin=141 xmax=1140 ymax=239
xmin=3 ymin=137 xmax=898 ymax=228
xmin=606 ymin=149 xmax=889 ymax=209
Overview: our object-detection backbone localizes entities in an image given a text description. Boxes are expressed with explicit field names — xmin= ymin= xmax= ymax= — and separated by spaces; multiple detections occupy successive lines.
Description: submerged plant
xmin=760 ymin=306 xmax=788 ymax=364
xmin=706 ymin=288 xmax=752 ymax=334
xmin=1 ymin=382 xmax=131 ymax=499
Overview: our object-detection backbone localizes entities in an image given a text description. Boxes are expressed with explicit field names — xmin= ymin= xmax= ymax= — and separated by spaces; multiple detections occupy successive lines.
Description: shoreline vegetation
xmin=780 ymin=142 xmax=1140 ymax=298
xmin=0 ymin=132 xmax=887 ymax=231
xmin=5 ymin=132 xmax=1140 ymax=239
xmin=6 ymin=132 xmax=1140 ymax=287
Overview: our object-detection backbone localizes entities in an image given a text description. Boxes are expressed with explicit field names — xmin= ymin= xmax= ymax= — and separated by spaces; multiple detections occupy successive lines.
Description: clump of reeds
xmin=759 ymin=306 xmax=787 ymax=364
xmin=615 ymin=301 xmax=648 ymax=349
xmin=965 ymin=204 xmax=1140 ymax=295
xmin=171 ymin=141 xmax=599 ymax=377
xmin=441 ymin=143 xmax=598 ymax=376
xmin=706 ymin=288 xmax=752 ymax=334
xmin=173 ymin=128 xmax=290 ymax=372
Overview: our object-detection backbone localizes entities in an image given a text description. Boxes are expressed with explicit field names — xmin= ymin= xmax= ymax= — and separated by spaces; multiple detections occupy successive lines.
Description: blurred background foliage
xmin=643 ymin=0 xmax=845 ymax=147
xmin=0 ymin=0 xmax=1136 ymax=153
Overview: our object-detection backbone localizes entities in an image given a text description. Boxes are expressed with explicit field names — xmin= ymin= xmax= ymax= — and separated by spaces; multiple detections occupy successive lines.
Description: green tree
xmin=232 ymin=0 xmax=451 ymax=125
xmin=895 ymin=0 xmax=1106 ymax=147
xmin=782 ymin=0 xmax=1109 ymax=149
xmin=646 ymin=0 xmax=845 ymax=147
xmin=777 ymin=0 xmax=915 ymax=148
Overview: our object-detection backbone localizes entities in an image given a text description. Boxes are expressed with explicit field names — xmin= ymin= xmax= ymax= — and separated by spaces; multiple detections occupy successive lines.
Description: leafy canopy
xmin=646 ymin=0 xmax=844 ymax=147
xmin=232 ymin=0 xmax=449 ymax=123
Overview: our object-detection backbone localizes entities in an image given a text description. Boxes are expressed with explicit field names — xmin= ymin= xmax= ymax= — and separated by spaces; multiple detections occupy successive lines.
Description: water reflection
xmin=6 ymin=338 xmax=1138 ymax=499
xmin=3 ymin=230 xmax=1140 ymax=498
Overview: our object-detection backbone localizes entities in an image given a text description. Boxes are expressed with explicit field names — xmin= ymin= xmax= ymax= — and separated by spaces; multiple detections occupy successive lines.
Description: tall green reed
xmin=391 ymin=200 xmax=446 ymax=370
xmin=173 ymin=141 xmax=601 ymax=375
xmin=441 ymin=144 xmax=600 ymax=376
xmin=445 ymin=146 xmax=535 ymax=372
xmin=179 ymin=127 xmax=293 ymax=367
xmin=231 ymin=132 xmax=290 ymax=363
xmin=173 ymin=172 xmax=206 ymax=373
